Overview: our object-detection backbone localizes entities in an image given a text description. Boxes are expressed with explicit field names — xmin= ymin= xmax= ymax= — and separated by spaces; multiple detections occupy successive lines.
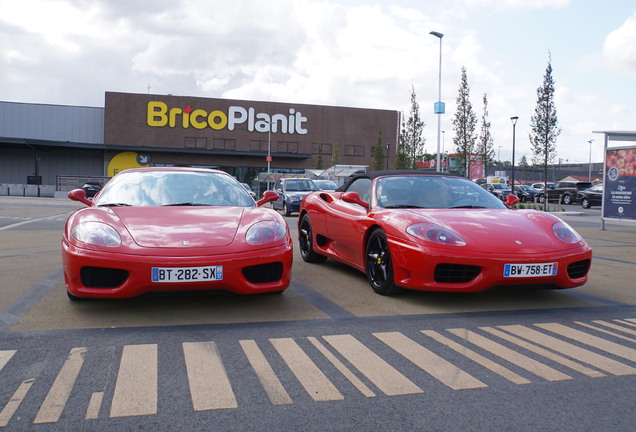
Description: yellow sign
xmin=107 ymin=151 xmax=149 ymax=177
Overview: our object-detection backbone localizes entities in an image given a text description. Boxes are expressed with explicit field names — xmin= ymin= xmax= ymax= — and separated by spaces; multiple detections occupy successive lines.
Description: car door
xmin=272 ymin=180 xmax=283 ymax=210
xmin=325 ymin=178 xmax=372 ymax=267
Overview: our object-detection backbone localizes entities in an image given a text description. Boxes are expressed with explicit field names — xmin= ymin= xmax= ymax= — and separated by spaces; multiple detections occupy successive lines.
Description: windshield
xmin=376 ymin=175 xmax=506 ymax=209
xmin=94 ymin=170 xmax=255 ymax=207
xmin=284 ymin=179 xmax=318 ymax=192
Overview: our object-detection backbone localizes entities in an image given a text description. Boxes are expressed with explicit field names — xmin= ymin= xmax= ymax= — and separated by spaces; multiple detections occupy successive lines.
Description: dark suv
xmin=540 ymin=181 xmax=592 ymax=205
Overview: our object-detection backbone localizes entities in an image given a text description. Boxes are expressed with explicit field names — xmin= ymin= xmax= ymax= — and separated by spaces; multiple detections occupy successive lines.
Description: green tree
xmin=519 ymin=154 xmax=530 ymax=182
xmin=477 ymin=93 xmax=495 ymax=178
xmin=451 ymin=67 xmax=477 ymax=177
xmin=396 ymin=86 xmax=425 ymax=169
xmin=530 ymin=54 xmax=561 ymax=209
xmin=371 ymin=130 xmax=386 ymax=171
xmin=332 ymin=142 xmax=340 ymax=166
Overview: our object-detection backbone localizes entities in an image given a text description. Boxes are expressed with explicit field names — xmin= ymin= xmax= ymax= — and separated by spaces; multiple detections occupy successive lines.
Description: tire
xmin=365 ymin=229 xmax=402 ymax=296
xmin=538 ymin=194 xmax=545 ymax=204
xmin=283 ymin=202 xmax=291 ymax=217
xmin=299 ymin=214 xmax=327 ymax=263
xmin=581 ymin=198 xmax=591 ymax=209
xmin=67 ymin=291 xmax=81 ymax=301
xmin=563 ymin=194 xmax=572 ymax=205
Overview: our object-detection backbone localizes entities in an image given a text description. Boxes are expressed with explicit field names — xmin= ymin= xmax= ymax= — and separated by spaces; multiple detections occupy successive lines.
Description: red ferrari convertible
xmin=62 ymin=167 xmax=292 ymax=299
xmin=298 ymin=171 xmax=592 ymax=295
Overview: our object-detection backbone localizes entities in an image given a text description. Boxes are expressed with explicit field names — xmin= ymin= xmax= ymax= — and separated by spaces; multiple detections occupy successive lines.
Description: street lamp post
xmin=510 ymin=116 xmax=518 ymax=196
xmin=498 ymin=145 xmax=502 ymax=162
xmin=430 ymin=31 xmax=444 ymax=172
xmin=441 ymin=130 xmax=445 ymax=172
xmin=385 ymin=143 xmax=390 ymax=170
xmin=588 ymin=139 xmax=594 ymax=181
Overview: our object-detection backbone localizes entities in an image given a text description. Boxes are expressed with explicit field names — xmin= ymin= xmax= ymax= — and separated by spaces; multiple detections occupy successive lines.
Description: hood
xmin=405 ymin=209 xmax=568 ymax=254
xmin=112 ymin=206 xmax=245 ymax=248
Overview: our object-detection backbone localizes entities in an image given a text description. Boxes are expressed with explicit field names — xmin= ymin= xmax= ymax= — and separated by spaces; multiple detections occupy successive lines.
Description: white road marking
xmin=0 ymin=350 xmax=16 ymax=372
xmin=85 ymin=392 xmax=103 ymax=420
xmin=110 ymin=344 xmax=158 ymax=417
xmin=0 ymin=379 xmax=34 ymax=427
xmin=239 ymin=340 xmax=293 ymax=405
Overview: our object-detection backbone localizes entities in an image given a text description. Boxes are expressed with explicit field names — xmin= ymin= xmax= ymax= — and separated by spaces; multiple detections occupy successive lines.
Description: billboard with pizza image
xmin=604 ymin=147 xmax=636 ymax=219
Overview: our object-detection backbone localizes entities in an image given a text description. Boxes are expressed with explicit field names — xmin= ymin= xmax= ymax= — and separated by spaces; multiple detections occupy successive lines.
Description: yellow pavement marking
xmin=34 ymin=347 xmax=87 ymax=424
xmin=575 ymin=322 xmax=636 ymax=344
xmin=0 ymin=379 xmax=33 ymax=427
xmin=110 ymin=344 xmax=158 ymax=417
xmin=182 ymin=341 xmax=237 ymax=411
xmin=270 ymin=338 xmax=344 ymax=402
xmin=499 ymin=325 xmax=636 ymax=376
xmin=374 ymin=331 xmax=487 ymax=390
xmin=85 ymin=392 xmax=103 ymax=420
xmin=0 ymin=350 xmax=16 ymax=372
xmin=592 ymin=320 xmax=636 ymax=337
xmin=480 ymin=327 xmax=605 ymax=378
xmin=421 ymin=330 xmax=531 ymax=385
xmin=535 ymin=323 xmax=636 ymax=362
xmin=447 ymin=328 xmax=572 ymax=382
xmin=322 ymin=334 xmax=423 ymax=396
xmin=307 ymin=337 xmax=376 ymax=398
xmin=239 ymin=340 xmax=293 ymax=405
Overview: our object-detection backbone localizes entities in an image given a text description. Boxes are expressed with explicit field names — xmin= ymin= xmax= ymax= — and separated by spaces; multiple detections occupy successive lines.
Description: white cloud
xmin=603 ymin=13 xmax=636 ymax=76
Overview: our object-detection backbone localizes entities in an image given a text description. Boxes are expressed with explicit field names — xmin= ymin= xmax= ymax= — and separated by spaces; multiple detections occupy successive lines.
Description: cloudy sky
xmin=1 ymin=0 xmax=634 ymax=165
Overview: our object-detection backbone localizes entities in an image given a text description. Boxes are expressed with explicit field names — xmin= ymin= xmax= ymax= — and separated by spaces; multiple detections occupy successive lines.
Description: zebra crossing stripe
xmin=575 ymin=321 xmax=636 ymax=344
xmin=183 ymin=341 xmax=238 ymax=411
xmin=594 ymin=320 xmax=636 ymax=336
xmin=322 ymin=334 xmax=423 ymax=396
xmin=374 ymin=331 xmax=487 ymax=390
xmin=85 ymin=392 xmax=104 ymax=420
xmin=420 ymin=330 xmax=532 ymax=385
xmin=270 ymin=338 xmax=344 ymax=402
xmin=110 ymin=344 xmax=158 ymax=417
xmin=240 ymin=340 xmax=293 ymax=405
xmin=0 ymin=379 xmax=34 ymax=427
xmin=499 ymin=325 xmax=636 ymax=376
xmin=34 ymin=347 xmax=87 ymax=424
xmin=0 ymin=351 xmax=16 ymax=372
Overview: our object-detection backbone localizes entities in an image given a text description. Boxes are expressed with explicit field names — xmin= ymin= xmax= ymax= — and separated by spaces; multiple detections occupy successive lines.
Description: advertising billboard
xmin=603 ymin=146 xmax=636 ymax=220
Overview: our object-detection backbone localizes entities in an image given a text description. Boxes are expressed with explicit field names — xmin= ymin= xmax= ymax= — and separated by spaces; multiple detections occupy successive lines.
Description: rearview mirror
xmin=341 ymin=191 xmax=369 ymax=208
xmin=504 ymin=194 xmax=520 ymax=208
xmin=67 ymin=189 xmax=93 ymax=206
xmin=257 ymin=190 xmax=279 ymax=207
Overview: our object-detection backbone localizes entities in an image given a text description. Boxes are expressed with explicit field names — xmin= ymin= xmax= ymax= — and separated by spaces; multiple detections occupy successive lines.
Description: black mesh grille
xmin=80 ymin=267 xmax=129 ymax=288
xmin=434 ymin=264 xmax=481 ymax=283
xmin=567 ymin=259 xmax=591 ymax=279
xmin=242 ymin=262 xmax=284 ymax=284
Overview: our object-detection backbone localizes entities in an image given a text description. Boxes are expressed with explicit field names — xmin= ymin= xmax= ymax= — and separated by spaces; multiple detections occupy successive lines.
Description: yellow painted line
xmin=85 ymin=392 xmax=103 ymax=420
xmin=576 ymin=322 xmax=636 ymax=344
xmin=592 ymin=320 xmax=636 ymax=337
xmin=183 ymin=341 xmax=237 ymax=411
xmin=447 ymin=328 xmax=572 ymax=382
xmin=307 ymin=337 xmax=376 ymax=397
xmin=110 ymin=344 xmax=157 ymax=418
xmin=270 ymin=338 xmax=343 ymax=402
xmin=499 ymin=325 xmax=636 ymax=376
xmin=34 ymin=347 xmax=87 ymax=424
xmin=481 ymin=327 xmax=605 ymax=378
xmin=239 ymin=340 xmax=292 ymax=405
xmin=0 ymin=379 xmax=33 ymax=427
xmin=322 ymin=334 xmax=423 ymax=396
xmin=535 ymin=323 xmax=636 ymax=363
xmin=421 ymin=330 xmax=531 ymax=385
xmin=374 ymin=332 xmax=487 ymax=390
xmin=0 ymin=350 xmax=16 ymax=372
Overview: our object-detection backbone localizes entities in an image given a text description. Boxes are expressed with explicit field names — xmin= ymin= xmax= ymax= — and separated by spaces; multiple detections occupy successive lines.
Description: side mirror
xmin=68 ymin=189 xmax=93 ymax=206
xmin=341 ymin=191 xmax=369 ymax=208
xmin=504 ymin=194 xmax=520 ymax=208
xmin=257 ymin=190 xmax=280 ymax=207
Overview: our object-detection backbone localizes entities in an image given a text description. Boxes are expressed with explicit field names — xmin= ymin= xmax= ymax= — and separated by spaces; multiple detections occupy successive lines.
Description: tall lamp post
xmin=441 ymin=130 xmax=445 ymax=172
xmin=430 ymin=31 xmax=444 ymax=172
xmin=510 ymin=116 xmax=518 ymax=196
xmin=588 ymin=139 xmax=594 ymax=181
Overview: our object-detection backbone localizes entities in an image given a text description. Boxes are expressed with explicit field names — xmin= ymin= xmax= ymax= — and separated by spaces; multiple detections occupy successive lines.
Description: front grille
xmin=434 ymin=264 xmax=481 ymax=283
xmin=80 ymin=267 xmax=129 ymax=288
xmin=242 ymin=262 xmax=284 ymax=284
xmin=567 ymin=259 xmax=591 ymax=279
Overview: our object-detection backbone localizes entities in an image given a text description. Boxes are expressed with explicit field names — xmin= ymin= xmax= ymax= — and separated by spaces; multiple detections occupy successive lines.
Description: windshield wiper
xmin=163 ymin=202 xmax=209 ymax=206
xmin=383 ymin=205 xmax=425 ymax=209
xmin=449 ymin=205 xmax=488 ymax=209
xmin=98 ymin=203 xmax=131 ymax=207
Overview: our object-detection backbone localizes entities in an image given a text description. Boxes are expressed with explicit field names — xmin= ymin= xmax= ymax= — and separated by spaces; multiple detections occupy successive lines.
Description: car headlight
xmin=552 ymin=221 xmax=582 ymax=244
xmin=289 ymin=196 xmax=301 ymax=202
xmin=71 ymin=222 xmax=122 ymax=247
xmin=246 ymin=221 xmax=287 ymax=245
xmin=406 ymin=223 xmax=466 ymax=246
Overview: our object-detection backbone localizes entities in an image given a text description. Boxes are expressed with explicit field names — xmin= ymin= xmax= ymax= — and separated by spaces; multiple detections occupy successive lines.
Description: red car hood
xmin=404 ymin=209 xmax=571 ymax=254
xmin=113 ymin=206 xmax=244 ymax=248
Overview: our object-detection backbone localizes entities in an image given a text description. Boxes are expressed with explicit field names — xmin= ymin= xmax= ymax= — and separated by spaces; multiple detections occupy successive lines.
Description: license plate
xmin=151 ymin=266 xmax=223 ymax=283
xmin=503 ymin=262 xmax=558 ymax=278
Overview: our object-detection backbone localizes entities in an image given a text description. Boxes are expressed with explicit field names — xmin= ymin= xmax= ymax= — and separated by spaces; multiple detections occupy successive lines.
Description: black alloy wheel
xmin=581 ymin=198 xmax=591 ymax=209
xmin=365 ymin=229 xmax=402 ymax=296
xmin=299 ymin=214 xmax=327 ymax=263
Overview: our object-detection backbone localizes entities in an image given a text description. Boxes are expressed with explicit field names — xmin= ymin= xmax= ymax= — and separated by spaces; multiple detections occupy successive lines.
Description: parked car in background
xmin=82 ymin=182 xmax=102 ymax=198
xmin=531 ymin=182 xmax=554 ymax=191
xmin=272 ymin=178 xmax=319 ymax=216
xmin=513 ymin=184 xmax=540 ymax=203
xmin=484 ymin=183 xmax=512 ymax=200
xmin=240 ymin=182 xmax=257 ymax=199
xmin=540 ymin=181 xmax=592 ymax=205
xmin=313 ymin=179 xmax=339 ymax=191
xmin=577 ymin=184 xmax=603 ymax=209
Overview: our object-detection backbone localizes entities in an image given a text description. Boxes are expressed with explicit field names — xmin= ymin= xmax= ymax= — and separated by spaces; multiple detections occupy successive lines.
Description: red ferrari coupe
xmin=298 ymin=171 xmax=592 ymax=295
xmin=62 ymin=167 xmax=292 ymax=299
